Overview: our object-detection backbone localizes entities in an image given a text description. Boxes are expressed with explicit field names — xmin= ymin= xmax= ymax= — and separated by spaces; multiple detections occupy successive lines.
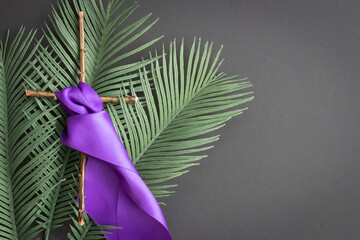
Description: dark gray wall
xmin=1 ymin=0 xmax=360 ymax=239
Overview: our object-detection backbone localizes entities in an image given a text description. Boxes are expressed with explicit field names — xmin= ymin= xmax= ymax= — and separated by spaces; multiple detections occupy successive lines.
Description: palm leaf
xmin=24 ymin=0 xmax=162 ymax=238
xmin=108 ymin=38 xmax=253 ymax=199
xmin=67 ymin=212 xmax=118 ymax=240
xmin=0 ymin=28 xmax=65 ymax=240
xmin=66 ymin=177 xmax=119 ymax=240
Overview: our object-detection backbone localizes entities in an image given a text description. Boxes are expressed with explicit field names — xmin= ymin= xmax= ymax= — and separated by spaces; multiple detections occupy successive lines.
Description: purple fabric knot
xmin=55 ymin=82 xmax=172 ymax=240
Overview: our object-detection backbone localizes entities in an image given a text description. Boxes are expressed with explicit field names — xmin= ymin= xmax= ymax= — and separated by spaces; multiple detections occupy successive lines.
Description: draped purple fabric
xmin=55 ymin=82 xmax=172 ymax=240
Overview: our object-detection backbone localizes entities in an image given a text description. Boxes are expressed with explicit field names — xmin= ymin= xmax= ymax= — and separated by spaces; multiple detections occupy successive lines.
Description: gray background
xmin=1 ymin=0 xmax=360 ymax=239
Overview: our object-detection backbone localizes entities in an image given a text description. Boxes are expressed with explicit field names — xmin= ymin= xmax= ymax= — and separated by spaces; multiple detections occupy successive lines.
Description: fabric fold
xmin=56 ymin=82 xmax=172 ymax=240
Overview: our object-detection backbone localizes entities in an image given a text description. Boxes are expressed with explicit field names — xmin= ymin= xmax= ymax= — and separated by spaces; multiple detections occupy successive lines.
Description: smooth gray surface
xmin=1 ymin=0 xmax=360 ymax=239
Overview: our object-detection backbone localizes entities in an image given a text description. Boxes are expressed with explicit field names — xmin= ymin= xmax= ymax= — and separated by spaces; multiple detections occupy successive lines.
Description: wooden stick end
xmin=123 ymin=95 xmax=138 ymax=103
xmin=78 ymin=219 xmax=85 ymax=226
xmin=78 ymin=209 xmax=85 ymax=226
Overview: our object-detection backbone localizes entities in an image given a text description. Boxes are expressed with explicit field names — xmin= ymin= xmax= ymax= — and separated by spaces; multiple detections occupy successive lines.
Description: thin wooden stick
xmin=25 ymin=89 xmax=138 ymax=103
xmin=79 ymin=12 xmax=86 ymax=84
xmin=78 ymin=11 xmax=87 ymax=227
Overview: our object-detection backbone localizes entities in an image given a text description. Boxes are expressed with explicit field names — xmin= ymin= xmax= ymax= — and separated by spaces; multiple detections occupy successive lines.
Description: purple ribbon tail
xmin=55 ymin=82 xmax=172 ymax=240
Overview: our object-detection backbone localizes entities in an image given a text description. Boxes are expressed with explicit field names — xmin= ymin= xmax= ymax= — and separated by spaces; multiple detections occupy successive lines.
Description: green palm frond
xmin=30 ymin=0 xmax=160 ymax=93
xmin=0 ymin=28 xmax=64 ymax=240
xmin=66 ymin=180 xmax=119 ymax=240
xmin=67 ymin=210 xmax=118 ymax=240
xmin=23 ymin=0 xmax=162 ymax=238
xmin=108 ymin=38 xmax=253 ymax=199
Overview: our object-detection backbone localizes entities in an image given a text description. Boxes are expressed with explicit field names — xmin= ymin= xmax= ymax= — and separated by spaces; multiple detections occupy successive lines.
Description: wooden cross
xmin=25 ymin=12 xmax=137 ymax=226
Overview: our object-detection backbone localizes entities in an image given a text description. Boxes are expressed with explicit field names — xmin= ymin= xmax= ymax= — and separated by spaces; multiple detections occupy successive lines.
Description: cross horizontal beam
xmin=25 ymin=89 xmax=138 ymax=104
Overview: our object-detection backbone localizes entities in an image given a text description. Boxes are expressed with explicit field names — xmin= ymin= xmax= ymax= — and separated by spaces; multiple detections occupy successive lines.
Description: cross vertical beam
xmin=77 ymin=11 xmax=86 ymax=227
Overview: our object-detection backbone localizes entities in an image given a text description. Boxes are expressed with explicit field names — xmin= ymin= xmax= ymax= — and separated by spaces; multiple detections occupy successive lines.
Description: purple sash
xmin=56 ymin=82 xmax=172 ymax=240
